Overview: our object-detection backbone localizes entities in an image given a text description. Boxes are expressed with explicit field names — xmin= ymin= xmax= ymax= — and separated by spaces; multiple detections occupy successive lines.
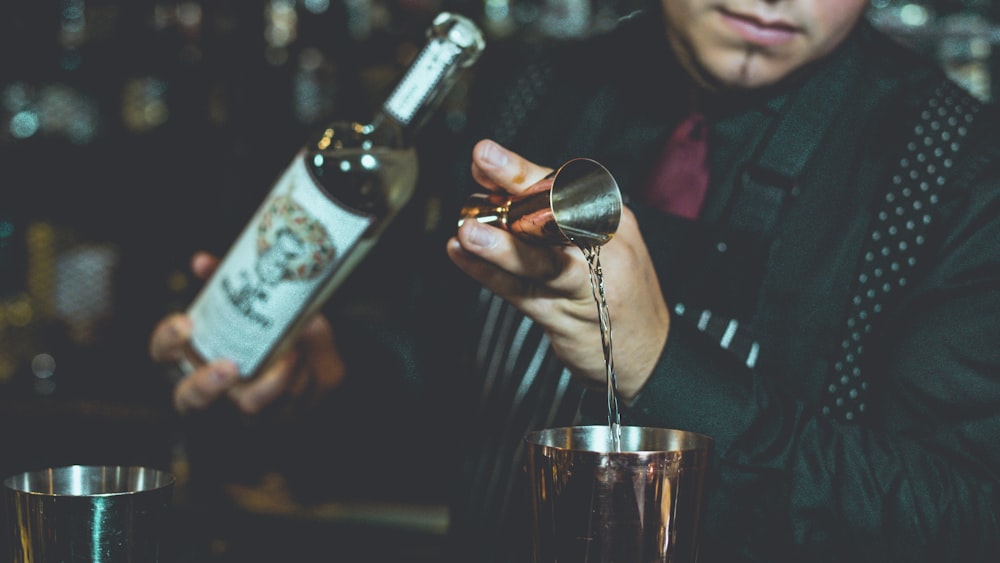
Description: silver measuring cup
xmin=458 ymin=157 xmax=623 ymax=247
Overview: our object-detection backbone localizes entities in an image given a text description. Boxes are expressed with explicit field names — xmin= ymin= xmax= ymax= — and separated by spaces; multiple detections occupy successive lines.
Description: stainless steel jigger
xmin=458 ymin=158 xmax=623 ymax=247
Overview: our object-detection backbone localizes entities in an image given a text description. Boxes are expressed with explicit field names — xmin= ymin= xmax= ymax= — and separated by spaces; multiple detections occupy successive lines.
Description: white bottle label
xmin=188 ymin=152 xmax=375 ymax=376
xmin=382 ymin=40 xmax=462 ymax=125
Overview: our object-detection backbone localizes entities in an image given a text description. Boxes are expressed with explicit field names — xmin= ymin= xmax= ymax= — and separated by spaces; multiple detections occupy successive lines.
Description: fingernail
xmin=212 ymin=361 xmax=239 ymax=384
xmin=466 ymin=221 xmax=497 ymax=248
xmin=168 ymin=317 xmax=192 ymax=340
xmin=481 ymin=141 xmax=508 ymax=168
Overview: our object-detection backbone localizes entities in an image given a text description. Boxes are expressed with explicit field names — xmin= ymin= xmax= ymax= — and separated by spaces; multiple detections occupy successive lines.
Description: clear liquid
xmin=581 ymin=244 xmax=621 ymax=451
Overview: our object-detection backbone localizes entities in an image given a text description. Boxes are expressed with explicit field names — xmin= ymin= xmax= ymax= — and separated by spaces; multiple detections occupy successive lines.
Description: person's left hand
xmin=149 ymin=252 xmax=346 ymax=416
xmin=447 ymin=139 xmax=670 ymax=400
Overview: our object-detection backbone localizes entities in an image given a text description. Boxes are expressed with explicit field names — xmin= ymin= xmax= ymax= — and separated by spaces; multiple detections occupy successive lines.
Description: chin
xmin=702 ymin=55 xmax=795 ymax=90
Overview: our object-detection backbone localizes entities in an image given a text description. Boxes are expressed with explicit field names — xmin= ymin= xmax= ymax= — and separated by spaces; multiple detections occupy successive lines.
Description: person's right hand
xmin=447 ymin=140 xmax=670 ymax=401
xmin=148 ymin=252 xmax=345 ymax=416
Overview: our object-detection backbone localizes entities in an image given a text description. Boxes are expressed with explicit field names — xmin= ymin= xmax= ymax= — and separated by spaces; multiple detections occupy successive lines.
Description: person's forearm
xmin=604 ymin=308 xmax=1000 ymax=562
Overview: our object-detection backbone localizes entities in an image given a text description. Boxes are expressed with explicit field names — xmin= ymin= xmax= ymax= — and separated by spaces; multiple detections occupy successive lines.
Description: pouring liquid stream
xmin=580 ymin=244 xmax=622 ymax=452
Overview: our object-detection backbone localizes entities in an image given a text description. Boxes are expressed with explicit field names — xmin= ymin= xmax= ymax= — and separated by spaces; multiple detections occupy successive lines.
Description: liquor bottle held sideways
xmin=182 ymin=12 xmax=486 ymax=377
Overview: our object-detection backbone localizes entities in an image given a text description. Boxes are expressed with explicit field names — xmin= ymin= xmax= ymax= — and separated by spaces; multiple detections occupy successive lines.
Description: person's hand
xmin=447 ymin=139 xmax=670 ymax=400
xmin=149 ymin=252 xmax=345 ymax=415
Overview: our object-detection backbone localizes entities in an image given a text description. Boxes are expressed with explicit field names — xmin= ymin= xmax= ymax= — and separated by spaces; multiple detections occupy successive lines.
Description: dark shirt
xmin=413 ymin=8 xmax=1000 ymax=563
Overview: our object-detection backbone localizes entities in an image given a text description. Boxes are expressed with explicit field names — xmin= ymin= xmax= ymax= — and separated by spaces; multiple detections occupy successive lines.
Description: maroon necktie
xmin=644 ymin=112 xmax=709 ymax=219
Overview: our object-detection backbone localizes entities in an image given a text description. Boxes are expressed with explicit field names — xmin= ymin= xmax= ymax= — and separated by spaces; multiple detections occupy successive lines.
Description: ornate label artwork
xmin=257 ymin=195 xmax=337 ymax=281
xmin=188 ymin=152 xmax=374 ymax=375
xmin=217 ymin=195 xmax=337 ymax=329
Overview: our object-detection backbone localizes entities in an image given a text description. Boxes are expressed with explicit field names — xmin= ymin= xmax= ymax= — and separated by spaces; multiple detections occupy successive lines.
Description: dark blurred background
xmin=1 ymin=0 xmax=998 ymax=561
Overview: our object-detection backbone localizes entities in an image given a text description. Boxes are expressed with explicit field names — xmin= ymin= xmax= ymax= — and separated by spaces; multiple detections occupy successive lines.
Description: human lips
xmin=718 ymin=8 xmax=800 ymax=47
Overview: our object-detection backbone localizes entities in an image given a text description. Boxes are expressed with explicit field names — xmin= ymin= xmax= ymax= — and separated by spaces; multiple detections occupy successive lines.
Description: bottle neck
xmin=378 ymin=12 xmax=484 ymax=142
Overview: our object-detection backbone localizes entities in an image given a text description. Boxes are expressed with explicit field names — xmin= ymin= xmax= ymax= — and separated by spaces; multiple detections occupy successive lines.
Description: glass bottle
xmin=183 ymin=12 xmax=485 ymax=377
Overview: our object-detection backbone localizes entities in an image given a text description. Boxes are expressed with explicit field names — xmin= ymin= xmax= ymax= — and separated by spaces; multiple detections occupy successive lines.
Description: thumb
xmin=471 ymin=139 xmax=552 ymax=194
